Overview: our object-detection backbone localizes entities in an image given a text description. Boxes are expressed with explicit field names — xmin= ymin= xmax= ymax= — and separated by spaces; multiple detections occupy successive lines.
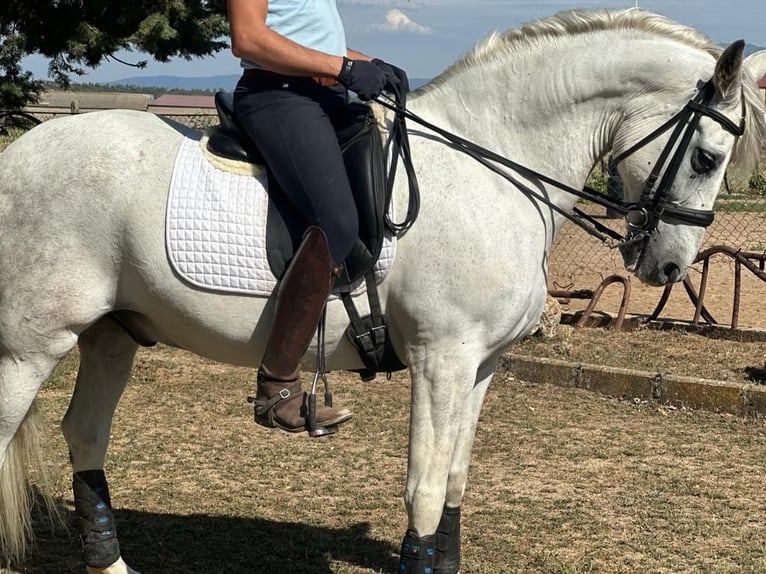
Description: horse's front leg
xmin=61 ymin=318 xmax=140 ymax=574
xmin=398 ymin=344 xmax=481 ymax=574
xmin=435 ymin=361 xmax=496 ymax=574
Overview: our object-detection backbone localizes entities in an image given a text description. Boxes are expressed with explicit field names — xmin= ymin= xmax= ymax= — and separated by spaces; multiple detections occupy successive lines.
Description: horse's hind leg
xmin=0 ymin=333 xmax=77 ymax=566
xmin=61 ymin=318 xmax=140 ymax=574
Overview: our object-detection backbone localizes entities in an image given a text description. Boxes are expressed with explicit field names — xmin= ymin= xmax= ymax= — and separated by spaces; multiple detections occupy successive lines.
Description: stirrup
xmin=307 ymin=371 xmax=337 ymax=438
xmin=307 ymin=306 xmax=339 ymax=438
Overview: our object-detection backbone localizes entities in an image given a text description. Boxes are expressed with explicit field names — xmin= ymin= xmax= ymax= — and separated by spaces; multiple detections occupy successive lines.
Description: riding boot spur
xmin=253 ymin=225 xmax=352 ymax=433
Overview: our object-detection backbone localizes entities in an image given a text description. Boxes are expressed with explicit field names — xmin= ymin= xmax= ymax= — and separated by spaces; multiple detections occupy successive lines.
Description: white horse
xmin=1 ymin=8 xmax=765 ymax=573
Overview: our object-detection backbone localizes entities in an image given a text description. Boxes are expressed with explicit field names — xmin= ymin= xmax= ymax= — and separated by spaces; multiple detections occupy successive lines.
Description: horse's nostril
xmin=664 ymin=263 xmax=682 ymax=283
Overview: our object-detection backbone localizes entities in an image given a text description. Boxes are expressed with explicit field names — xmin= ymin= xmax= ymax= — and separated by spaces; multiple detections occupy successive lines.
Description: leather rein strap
xmin=382 ymin=83 xmax=421 ymax=237
xmin=376 ymin=78 xmax=745 ymax=248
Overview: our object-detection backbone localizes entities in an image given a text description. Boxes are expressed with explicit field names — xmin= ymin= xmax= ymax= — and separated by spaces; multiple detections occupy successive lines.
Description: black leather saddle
xmin=206 ymin=92 xmax=388 ymax=288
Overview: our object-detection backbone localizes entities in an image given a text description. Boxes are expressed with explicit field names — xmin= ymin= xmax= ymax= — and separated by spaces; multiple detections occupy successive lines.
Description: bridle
xmin=375 ymin=77 xmax=746 ymax=248
xmin=609 ymin=79 xmax=745 ymax=245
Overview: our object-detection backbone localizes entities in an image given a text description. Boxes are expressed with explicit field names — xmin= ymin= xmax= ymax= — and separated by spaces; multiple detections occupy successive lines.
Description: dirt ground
xmin=6 ymin=336 xmax=766 ymax=574
xmin=5 ymin=254 xmax=765 ymax=573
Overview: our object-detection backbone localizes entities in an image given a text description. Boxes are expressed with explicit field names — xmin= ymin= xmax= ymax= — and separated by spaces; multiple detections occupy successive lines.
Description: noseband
xmin=609 ymin=79 xmax=745 ymax=243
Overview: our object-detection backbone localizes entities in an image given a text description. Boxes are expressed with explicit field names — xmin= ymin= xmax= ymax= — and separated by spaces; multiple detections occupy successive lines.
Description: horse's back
xmin=0 ymin=111 xmax=186 ymax=331
xmin=1 ymin=110 xmax=184 ymax=212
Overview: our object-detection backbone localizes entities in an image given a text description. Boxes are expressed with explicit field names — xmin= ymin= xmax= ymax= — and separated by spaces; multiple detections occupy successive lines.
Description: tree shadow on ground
xmin=22 ymin=493 xmax=398 ymax=574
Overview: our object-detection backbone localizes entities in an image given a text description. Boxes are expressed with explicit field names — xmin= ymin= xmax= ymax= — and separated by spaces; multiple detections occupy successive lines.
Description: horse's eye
xmin=691 ymin=148 xmax=720 ymax=175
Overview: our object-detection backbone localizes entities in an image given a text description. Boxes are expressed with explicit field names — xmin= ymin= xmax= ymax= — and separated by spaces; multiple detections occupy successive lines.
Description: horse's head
xmin=615 ymin=41 xmax=766 ymax=286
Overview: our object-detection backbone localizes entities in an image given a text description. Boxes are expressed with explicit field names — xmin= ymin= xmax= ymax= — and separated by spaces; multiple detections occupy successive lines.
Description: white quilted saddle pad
xmin=166 ymin=134 xmax=396 ymax=297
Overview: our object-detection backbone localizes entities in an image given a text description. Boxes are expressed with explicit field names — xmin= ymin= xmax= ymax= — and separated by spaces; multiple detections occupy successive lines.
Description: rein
xmin=376 ymin=78 xmax=744 ymax=248
xmin=382 ymin=84 xmax=420 ymax=237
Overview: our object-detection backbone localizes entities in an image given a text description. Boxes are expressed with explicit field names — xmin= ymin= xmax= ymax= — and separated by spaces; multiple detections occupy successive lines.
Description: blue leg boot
xmin=398 ymin=530 xmax=435 ymax=573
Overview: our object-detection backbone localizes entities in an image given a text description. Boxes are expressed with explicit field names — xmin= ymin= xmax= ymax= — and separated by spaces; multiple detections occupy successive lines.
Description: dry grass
xmin=6 ymin=337 xmax=766 ymax=574
xmin=0 ymin=134 xmax=15 ymax=153
xmin=516 ymin=324 xmax=766 ymax=384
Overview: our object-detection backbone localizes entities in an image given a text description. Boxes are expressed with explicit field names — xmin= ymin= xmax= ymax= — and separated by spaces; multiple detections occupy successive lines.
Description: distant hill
xmin=104 ymin=74 xmax=433 ymax=92
xmin=104 ymin=74 xmax=240 ymax=92
xmin=103 ymin=43 xmax=766 ymax=93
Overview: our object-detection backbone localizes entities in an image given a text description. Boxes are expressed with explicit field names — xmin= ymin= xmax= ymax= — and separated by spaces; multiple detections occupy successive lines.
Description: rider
xmin=226 ymin=0 xmax=407 ymax=434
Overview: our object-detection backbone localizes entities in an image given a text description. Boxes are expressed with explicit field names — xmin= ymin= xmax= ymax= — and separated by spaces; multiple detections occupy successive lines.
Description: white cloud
xmin=372 ymin=9 xmax=432 ymax=34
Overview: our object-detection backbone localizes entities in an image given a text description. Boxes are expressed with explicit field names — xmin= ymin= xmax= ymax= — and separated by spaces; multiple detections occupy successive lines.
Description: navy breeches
xmin=233 ymin=73 xmax=359 ymax=264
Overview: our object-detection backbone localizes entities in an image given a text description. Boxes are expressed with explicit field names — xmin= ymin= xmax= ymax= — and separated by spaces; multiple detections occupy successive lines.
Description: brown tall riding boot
xmin=253 ymin=226 xmax=352 ymax=433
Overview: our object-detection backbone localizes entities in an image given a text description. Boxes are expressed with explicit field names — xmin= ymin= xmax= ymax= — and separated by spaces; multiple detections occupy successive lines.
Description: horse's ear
xmin=713 ymin=40 xmax=745 ymax=101
xmin=744 ymin=49 xmax=766 ymax=85
xmin=714 ymin=40 xmax=745 ymax=102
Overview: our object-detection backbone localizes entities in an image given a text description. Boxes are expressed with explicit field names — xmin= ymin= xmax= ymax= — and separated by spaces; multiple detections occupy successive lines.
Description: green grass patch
xmin=714 ymin=198 xmax=766 ymax=213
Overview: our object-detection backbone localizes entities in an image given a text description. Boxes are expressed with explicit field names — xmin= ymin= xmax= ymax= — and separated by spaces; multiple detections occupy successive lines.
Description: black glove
xmin=372 ymin=59 xmax=409 ymax=95
xmin=336 ymin=57 xmax=387 ymax=101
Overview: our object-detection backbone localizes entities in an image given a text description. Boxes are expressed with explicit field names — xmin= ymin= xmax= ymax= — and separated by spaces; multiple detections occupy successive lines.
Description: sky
xmin=20 ymin=0 xmax=766 ymax=83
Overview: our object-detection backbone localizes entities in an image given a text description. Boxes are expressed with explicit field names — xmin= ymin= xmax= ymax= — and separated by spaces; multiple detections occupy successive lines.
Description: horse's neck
xmin=407 ymin=82 xmax=593 ymax=217
xmin=407 ymin=32 xmax=708 ymax=215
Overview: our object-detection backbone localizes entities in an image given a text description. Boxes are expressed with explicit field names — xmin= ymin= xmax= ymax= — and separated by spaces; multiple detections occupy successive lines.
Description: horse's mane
xmin=418 ymin=8 xmax=766 ymax=172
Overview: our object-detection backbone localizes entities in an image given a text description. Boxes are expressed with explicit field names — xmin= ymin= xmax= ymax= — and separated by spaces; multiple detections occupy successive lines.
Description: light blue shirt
xmin=241 ymin=0 xmax=347 ymax=69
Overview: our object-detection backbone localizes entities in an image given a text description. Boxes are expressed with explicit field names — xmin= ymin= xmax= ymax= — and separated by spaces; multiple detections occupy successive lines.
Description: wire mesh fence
xmin=548 ymin=158 xmax=766 ymax=329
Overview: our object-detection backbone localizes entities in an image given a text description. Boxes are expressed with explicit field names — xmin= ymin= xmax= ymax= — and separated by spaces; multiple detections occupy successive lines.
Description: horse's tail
xmin=0 ymin=402 xmax=60 ymax=566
